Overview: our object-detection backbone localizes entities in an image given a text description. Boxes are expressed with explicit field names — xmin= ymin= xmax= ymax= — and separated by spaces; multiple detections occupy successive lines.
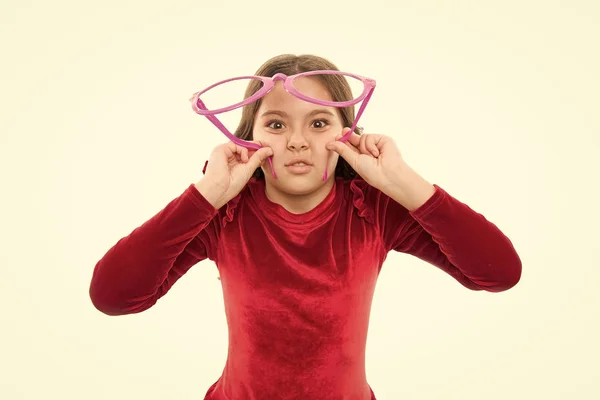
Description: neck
xmin=264 ymin=178 xmax=336 ymax=214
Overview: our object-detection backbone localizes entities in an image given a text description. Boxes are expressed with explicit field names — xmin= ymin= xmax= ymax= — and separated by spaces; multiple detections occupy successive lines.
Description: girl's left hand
xmin=326 ymin=128 xmax=407 ymax=191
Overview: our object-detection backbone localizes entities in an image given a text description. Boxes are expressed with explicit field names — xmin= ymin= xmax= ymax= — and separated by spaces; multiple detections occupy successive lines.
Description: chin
xmin=274 ymin=172 xmax=330 ymax=195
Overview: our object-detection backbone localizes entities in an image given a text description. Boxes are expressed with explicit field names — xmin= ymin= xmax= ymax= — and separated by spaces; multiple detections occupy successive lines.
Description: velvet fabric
xmin=89 ymin=178 xmax=521 ymax=399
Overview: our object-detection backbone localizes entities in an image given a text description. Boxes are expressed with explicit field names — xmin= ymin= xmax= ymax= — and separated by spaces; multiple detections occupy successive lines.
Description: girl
xmin=89 ymin=54 xmax=522 ymax=400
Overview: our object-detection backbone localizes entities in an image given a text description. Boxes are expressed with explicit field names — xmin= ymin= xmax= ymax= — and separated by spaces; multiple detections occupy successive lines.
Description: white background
xmin=1 ymin=0 xmax=598 ymax=398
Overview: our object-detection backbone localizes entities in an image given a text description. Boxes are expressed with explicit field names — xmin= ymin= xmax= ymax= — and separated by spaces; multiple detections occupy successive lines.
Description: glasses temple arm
xmin=341 ymin=87 xmax=375 ymax=142
xmin=193 ymin=97 xmax=276 ymax=178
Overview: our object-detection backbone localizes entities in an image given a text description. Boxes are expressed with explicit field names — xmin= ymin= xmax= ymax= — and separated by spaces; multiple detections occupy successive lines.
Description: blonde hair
xmin=234 ymin=54 xmax=363 ymax=179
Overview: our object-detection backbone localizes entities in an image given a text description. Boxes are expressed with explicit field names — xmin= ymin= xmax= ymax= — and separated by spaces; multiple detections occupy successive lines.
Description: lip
xmin=285 ymin=158 xmax=313 ymax=174
xmin=285 ymin=158 xmax=313 ymax=167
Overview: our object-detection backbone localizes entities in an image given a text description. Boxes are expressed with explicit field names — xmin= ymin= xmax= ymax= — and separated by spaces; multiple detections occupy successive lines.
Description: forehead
xmin=259 ymin=76 xmax=334 ymax=110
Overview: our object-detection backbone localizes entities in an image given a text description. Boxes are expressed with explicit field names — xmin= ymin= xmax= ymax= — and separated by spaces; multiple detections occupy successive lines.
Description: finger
xmin=225 ymin=141 xmax=252 ymax=159
xmin=222 ymin=142 xmax=237 ymax=160
xmin=247 ymin=146 xmax=274 ymax=171
xmin=337 ymin=127 xmax=351 ymax=140
xmin=330 ymin=136 xmax=360 ymax=156
xmin=358 ymin=134 xmax=370 ymax=155
xmin=326 ymin=141 xmax=358 ymax=167
xmin=365 ymin=135 xmax=380 ymax=157
xmin=336 ymin=130 xmax=360 ymax=155
xmin=247 ymin=141 xmax=268 ymax=160
xmin=345 ymin=140 xmax=361 ymax=156
xmin=347 ymin=131 xmax=362 ymax=148
xmin=239 ymin=146 xmax=249 ymax=163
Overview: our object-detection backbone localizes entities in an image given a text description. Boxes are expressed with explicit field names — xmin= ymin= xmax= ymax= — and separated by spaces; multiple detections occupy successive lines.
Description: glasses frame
xmin=189 ymin=70 xmax=376 ymax=179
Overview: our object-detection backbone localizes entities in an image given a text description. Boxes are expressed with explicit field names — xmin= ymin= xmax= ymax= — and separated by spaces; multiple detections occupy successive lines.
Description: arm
xmin=89 ymin=183 xmax=220 ymax=316
xmin=378 ymin=166 xmax=522 ymax=292
xmin=326 ymin=131 xmax=521 ymax=292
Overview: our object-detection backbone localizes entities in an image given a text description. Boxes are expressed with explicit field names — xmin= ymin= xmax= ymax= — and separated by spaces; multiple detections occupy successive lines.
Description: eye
xmin=312 ymin=119 xmax=330 ymax=129
xmin=266 ymin=120 xmax=285 ymax=130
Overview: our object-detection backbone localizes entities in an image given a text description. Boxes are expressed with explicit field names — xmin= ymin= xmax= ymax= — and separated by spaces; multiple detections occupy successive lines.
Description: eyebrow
xmin=260 ymin=109 xmax=336 ymax=118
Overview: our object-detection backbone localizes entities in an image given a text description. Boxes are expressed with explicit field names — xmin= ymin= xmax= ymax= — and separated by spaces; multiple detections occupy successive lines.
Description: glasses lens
xmin=196 ymin=77 xmax=265 ymax=112
xmin=290 ymin=72 xmax=365 ymax=104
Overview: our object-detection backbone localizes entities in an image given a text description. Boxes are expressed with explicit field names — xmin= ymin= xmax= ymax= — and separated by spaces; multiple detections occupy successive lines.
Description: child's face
xmin=252 ymin=77 xmax=343 ymax=196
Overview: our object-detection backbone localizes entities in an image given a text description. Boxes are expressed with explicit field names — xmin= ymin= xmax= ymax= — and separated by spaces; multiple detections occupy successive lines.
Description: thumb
xmin=247 ymin=146 xmax=273 ymax=170
xmin=326 ymin=141 xmax=357 ymax=165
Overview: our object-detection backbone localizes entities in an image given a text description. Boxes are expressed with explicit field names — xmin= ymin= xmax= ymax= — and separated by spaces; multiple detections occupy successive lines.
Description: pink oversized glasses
xmin=189 ymin=70 xmax=376 ymax=179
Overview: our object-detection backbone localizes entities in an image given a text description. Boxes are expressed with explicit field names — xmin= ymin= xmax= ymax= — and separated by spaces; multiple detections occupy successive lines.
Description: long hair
xmin=233 ymin=54 xmax=363 ymax=179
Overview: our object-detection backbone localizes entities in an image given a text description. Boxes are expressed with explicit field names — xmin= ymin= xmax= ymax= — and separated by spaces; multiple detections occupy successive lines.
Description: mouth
xmin=285 ymin=159 xmax=313 ymax=167
xmin=285 ymin=159 xmax=313 ymax=174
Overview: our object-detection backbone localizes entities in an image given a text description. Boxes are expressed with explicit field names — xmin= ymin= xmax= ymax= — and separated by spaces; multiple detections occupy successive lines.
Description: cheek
xmin=314 ymin=130 xmax=338 ymax=150
xmin=313 ymin=142 xmax=338 ymax=165
xmin=251 ymin=126 xmax=265 ymax=142
xmin=256 ymin=134 xmax=287 ymax=156
xmin=252 ymin=127 xmax=278 ymax=147
xmin=328 ymin=152 xmax=340 ymax=166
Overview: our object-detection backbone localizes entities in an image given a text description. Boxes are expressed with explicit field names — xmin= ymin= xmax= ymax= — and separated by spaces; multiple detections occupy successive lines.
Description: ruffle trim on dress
xmin=349 ymin=179 xmax=375 ymax=224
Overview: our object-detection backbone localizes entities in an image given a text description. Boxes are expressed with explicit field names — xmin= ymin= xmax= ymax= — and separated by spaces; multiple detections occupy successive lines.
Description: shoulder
xmin=213 ymin=178 xmax=263 ymax=227
xmin=342 ymin=178 xmax=417 ymax=224
xmin=340 ymin=178 xmax=394 ymax=224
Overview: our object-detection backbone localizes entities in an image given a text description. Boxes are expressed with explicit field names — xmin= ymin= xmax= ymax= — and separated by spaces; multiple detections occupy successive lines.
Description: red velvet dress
xmin=90 ymin=178 xmax=521 ymax=399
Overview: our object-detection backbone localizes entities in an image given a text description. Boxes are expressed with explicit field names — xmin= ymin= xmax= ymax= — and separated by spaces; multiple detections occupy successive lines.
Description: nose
xmin=287 ymin=129 xmax=309 ymax=151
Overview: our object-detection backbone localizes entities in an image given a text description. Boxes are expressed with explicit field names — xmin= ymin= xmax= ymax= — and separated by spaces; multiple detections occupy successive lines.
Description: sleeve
xmin=377 ymin=184 xmax=522 ymax=292
xmin=89 ymin=183 xmax=221 ymax=316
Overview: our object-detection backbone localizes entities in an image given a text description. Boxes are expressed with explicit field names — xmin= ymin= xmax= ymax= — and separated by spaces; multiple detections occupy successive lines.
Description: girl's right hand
xmin=194 ymin=141 xmax=273 ymax=209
